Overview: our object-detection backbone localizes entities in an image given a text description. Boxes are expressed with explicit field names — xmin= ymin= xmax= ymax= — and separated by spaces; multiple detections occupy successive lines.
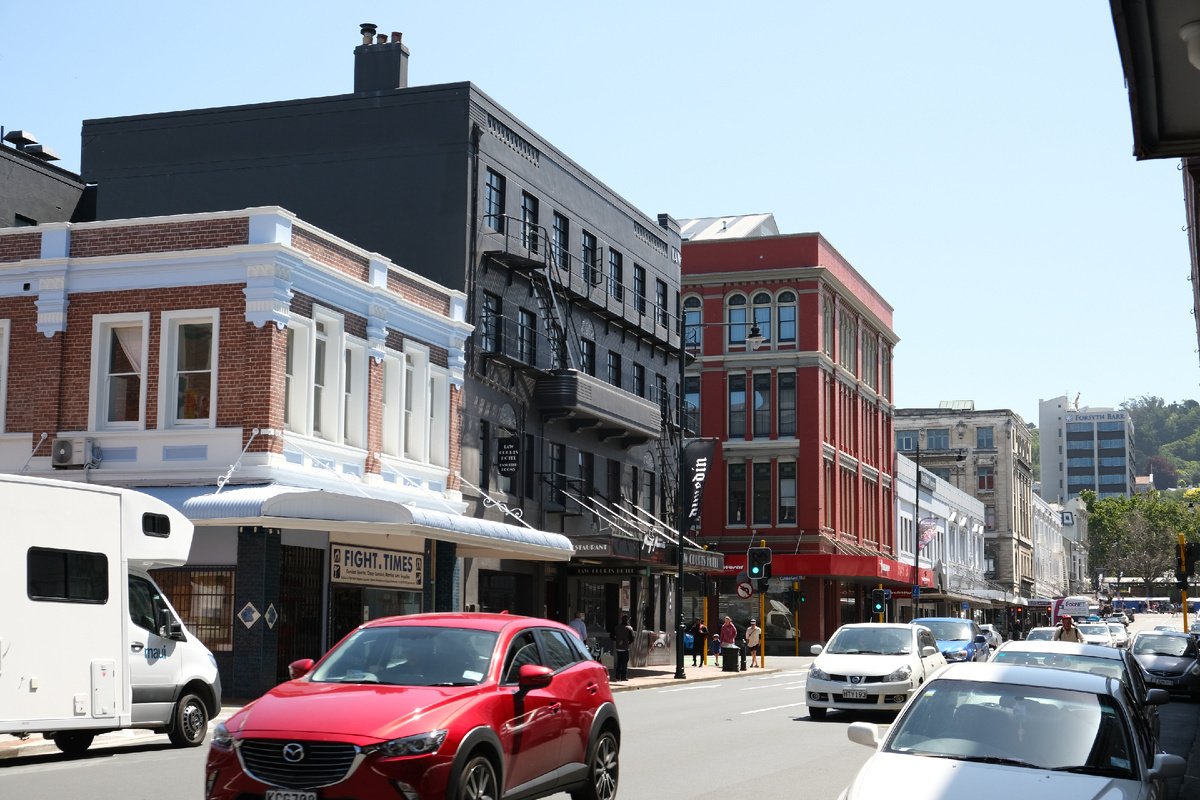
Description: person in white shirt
xmin=746 ymin=619 xmax=762 ymax=667
xmin=570 ymin=611 xmax=588 ymax=642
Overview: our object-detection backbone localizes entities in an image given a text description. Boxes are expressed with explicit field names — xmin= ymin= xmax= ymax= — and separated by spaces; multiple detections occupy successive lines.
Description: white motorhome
xmin=0 ymin=474 xmax=221 ymax=754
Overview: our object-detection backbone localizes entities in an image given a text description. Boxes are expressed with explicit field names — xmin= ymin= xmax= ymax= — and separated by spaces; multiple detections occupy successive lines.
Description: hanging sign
xmin=331 ymin=543 xmax=423 ymax=590
xmin=498 ymin=437 xmax=520 ymax=476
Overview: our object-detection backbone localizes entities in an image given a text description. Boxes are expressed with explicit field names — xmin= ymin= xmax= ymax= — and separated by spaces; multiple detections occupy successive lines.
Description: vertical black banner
xmin=682 ymin=439 xmax=717 ymax=534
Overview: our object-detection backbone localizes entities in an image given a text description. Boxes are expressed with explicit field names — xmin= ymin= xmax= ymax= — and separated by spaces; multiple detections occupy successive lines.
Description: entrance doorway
xmin=276 ymin=545 xmax=324 ymax=684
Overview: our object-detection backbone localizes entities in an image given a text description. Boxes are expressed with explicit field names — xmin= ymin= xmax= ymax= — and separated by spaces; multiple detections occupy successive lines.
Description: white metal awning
xmin=141 ymin=484 xmax=574 ymax=561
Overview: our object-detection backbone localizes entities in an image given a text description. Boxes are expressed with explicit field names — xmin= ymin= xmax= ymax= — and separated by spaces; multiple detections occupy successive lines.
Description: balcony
xmin=534 ymin=370 xmax=661 ymax=446
xmin=480 ymin=316 xmax=543 ymax=373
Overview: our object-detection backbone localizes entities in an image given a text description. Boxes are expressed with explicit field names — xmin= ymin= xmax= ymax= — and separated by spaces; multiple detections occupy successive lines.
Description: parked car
xmin=1075 ymin=622 xmax=1116 ymax=647
xmin=205 ymin=613 xmax=620 ymax=800
xmin=1023 ymin=626 xmax=1056 ymax=642
xmin=911 ymin=617 xmax=990 ymax=662
xmin=989 ymin=639 xmax=1168 ymax=742
xmin=806 ymin=623 xmax=947 ymax=720
xmin=1108 ymin=622 xmax=1130 ymax=648
xmin=1130 ymin=629 xmax=1200 ymax=701
xmin=839 ymin=662 xmax=1186 ymax=800
xmin=978 ymin=624 xmax=1002 ymax=650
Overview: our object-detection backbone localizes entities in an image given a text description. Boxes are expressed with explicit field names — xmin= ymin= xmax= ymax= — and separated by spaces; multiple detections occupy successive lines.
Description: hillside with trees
xmin=1121 ymin=396 xmax=1200 ymax=488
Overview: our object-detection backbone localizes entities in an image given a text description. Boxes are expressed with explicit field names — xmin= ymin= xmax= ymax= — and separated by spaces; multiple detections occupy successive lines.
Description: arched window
xmin=726 ymin=294 xmax=747 ymax=345
xmin=777 ymin=291 xmax=796 ymax=344
xmin=752 ymin=292 xmax=772 ymax=344
xmin=683 ymin=296 xmax=702 ymax=348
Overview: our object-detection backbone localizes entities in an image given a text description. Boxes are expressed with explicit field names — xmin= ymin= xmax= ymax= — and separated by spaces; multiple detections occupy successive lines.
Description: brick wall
xmin=388 ymin=270 xmax=452 ymax=316
xmin=1 ymin=297 xmax=60 ymax=449
xmin=292 ymin=227 xmax=370 ymax=283
xmin=70 ymin=218 xmax=249 ymax=259
xmin=0 ymin=232 xmax=41 ymax=263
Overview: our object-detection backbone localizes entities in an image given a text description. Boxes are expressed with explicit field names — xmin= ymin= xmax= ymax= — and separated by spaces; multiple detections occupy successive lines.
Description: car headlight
xmin=1190 ymin=662 xmax=1200 ymax=677
xmin=363 ymin=730 xmax=449 ymax=758
xmin=809 ymin=664 xmax=830 ymax=681
xmin=945 ymin=649 xmax=969 ymax=662
xmin=884 ymin=664 xmax=912 ymax=682
xmin=210 ymin=722 xmax=234 ymax=750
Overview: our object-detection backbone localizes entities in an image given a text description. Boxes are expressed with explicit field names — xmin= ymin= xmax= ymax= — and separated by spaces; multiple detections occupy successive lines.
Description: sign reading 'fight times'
xmin=330 ymin=543 xmax=423 ymax=590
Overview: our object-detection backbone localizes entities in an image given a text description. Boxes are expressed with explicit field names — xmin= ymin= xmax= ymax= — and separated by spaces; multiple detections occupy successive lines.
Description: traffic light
xmin=1187 ymin=542 xmax=1200 ymax=576
xmin=870 ymin=589 xmax=886 ymax=614
xmin=747 ymin=547 xmax=772 ymax=580
xmin=798 ymin=590 xmax=806 ymax=603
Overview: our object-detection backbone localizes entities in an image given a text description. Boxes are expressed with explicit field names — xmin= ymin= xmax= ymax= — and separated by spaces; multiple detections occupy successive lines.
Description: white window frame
xmin=90 ymin=312 xmax=151 ymax=431
xmin=342 ymin=339 xmax=367 ymax=449
xmin=427 ymin=365 xmax=450 ymax=468
xmin=0 ymin=319 xmax=9 ymax=433
xmin=284 ymin=317 xmax=314 ymax=435
xmin=157 ymin=309 xmax=220 ymax=429
xmin=403 ymin=341 xmax=431 ymax=462
xmin=381 ymin=350 xmax=405 ymax=458
xmin=311 ymin=308 xmax=345 ymax=442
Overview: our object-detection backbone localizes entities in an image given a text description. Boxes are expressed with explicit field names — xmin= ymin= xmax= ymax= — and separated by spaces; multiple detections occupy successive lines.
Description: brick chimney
xmin=354 ymin=23 xmax=409 ymax=93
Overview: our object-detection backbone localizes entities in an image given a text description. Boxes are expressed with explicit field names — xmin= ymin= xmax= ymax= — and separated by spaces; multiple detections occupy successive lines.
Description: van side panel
xmin=0 ymin=480 xmax=129 ymax=730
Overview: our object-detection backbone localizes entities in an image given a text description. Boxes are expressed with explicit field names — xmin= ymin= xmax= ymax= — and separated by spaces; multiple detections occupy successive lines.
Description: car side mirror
xmin=155 ymin=603 xmax=186 ymax=641
xmin=847 ymin=722 xmax=880 ymax=748
xmin=810 ymin=644 xmax=824 ymax=656
xmin=518 ymin=664 xmax=553 ymax=689
xmin=921 ymin=645 xmax=939 ymax=658
xmin=1144 ymin=688 xmax=1171 ymax=706
xmin=1148 ymin=753 xmax=1187 ymax=780
xmin=974 ymin=635 xmax=987 ymax=644
xmin=289 ymin=659 xmax=315 ymax=680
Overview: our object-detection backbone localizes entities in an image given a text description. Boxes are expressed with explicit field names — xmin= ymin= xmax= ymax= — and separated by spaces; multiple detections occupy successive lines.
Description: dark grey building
xmin=80 ymin=26 xmax=708 ymax=660
xmin=1 ymin=130 xmax=87 ymax=228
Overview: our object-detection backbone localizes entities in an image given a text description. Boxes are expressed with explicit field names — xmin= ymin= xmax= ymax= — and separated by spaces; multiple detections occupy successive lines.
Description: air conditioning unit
xmin=51 ymin=438 xmax=94 ymax=468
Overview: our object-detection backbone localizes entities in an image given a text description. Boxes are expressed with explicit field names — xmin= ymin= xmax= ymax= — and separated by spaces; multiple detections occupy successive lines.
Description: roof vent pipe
xmin=360 ymin=23 xmax=377 ymax=45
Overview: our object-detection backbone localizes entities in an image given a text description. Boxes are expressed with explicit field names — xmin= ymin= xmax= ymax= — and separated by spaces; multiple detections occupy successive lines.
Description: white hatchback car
xmin=839 ymin=662 xmax=1186 ymax=800
xmin=807 ymin=623 xmax=947 ymax=719
xmin=1076 ymin=622 xmax=1115 ymax=647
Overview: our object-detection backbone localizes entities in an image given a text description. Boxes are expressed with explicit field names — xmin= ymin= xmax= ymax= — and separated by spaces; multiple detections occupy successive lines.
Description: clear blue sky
xmin=3 ymin=2 xmax=1192 ymax=426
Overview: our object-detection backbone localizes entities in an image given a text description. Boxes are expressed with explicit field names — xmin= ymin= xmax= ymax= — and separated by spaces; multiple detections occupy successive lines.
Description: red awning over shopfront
xmin=720 ymin=552 xmax=935 ymax=589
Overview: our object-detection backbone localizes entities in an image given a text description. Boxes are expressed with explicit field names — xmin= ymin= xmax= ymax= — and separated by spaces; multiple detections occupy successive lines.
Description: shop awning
xmin=140 ymin=484 xmax=574 ymax=562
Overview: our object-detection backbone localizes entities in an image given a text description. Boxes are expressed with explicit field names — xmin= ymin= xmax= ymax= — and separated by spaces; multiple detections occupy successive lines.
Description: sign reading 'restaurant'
xmin=330 ymin=543 xmax=423 ymax=590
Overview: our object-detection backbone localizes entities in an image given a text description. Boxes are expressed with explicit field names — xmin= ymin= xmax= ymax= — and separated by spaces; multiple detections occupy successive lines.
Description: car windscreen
xmin=918 ymin=620 xmax=971 ymax=641
xmin=991 ymin=650 xmax=1126 ymax=682
xmin=308 ymin=625 xmax=498 ymax=686
xmin=885 ymin=678 xmax=1136 ymax=777
xmin=825 ymin=627 xmax=911 ymax=655
xmin=1133 ymin=634 xmax=1196 ymax=658
xmin=1077 ymin=625 xmax=1110 ymax=637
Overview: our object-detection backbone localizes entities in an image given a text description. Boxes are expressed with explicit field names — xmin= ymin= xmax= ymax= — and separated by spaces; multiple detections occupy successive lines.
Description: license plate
xmin=266 ymin=791 xmax=317 ymax=800
xmin=842 ymin=688 xmax=867 ymax=699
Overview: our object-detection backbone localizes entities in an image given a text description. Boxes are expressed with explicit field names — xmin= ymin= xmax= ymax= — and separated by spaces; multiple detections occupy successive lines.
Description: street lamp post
xmin=674 ymin=319 xmax=763 ymax=680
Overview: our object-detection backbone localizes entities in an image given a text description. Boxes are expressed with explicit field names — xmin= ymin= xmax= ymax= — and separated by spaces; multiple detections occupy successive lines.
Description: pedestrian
xmin=746 ymin=618 xmax=761 ymax=667
xmin=720 ymin=615 xmax=737 ymax=646
xmin=1052 ymin=614 xmax=1085 ymax=643
xmin=612 ymin=614 xmax=634 ymax=681
xmin=687 ymin=618 xmax=707 ymax=667
xmin=570 ymin=611 xmax=588 ymax=642
xmin=709 ymin=633 xmax=721 ymax=663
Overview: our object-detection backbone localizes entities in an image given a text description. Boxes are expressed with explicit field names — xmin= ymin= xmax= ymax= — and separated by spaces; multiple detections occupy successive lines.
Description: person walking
xmin=687 ymin=618 xmax=707 ymax=667
xmin=612 ymin=614 xmax=634 ymax=681
xmin=720 ymin=615 xmax=737 ymax=646
xmin=746 ymin=618 xmax=762 ymax=667
xmin=1052 ymin=614 xmax=1085 ymax=643
xmin=709 ymin=633 xmax=721 ymax=663
xmin=570 ymin=611 xmax=588 ymax=642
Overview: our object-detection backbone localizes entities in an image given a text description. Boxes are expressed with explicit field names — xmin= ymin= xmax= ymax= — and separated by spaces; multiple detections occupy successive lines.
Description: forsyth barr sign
xmin=1065 ymin=412 xmax=1127 ymax=423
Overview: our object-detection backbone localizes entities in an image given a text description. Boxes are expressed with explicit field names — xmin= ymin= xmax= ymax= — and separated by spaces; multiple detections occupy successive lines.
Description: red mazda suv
xmin=204 ymin=613 xmax=620 ymax=800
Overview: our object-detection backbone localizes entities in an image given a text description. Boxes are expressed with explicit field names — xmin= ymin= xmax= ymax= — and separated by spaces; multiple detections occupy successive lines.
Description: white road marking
xmin=657 ymin=683 xmax=723 ymax=693
xmin=739 ymin=680 xmax=808 ymax=690
xmin=741 ymin=701 xmax=809 ymax=714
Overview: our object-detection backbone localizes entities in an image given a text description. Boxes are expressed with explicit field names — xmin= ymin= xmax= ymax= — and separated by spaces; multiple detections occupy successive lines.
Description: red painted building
xmin=681 ymin=226 xmax=933 ymax=646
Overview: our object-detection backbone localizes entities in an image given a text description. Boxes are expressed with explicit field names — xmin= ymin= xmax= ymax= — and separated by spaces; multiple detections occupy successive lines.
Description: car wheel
xmin=51 ymin=731 xmax=95 ymax=756
xmin=167 ymin=692 xmax=209 ymax=747
xmin=572 ymin=729 xmax=619 ymax=800
xmin=809 ymin=706 xmax=827 ymax=720
xmin=457 ymin=754 xmax=499 ymax=800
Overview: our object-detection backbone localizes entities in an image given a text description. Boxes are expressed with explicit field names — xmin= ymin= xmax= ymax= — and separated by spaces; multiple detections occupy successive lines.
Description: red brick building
xmin=0 ymin=207 xmax=572 ymax=697
xmin=681 ymin=228 xmax=933 ymax=647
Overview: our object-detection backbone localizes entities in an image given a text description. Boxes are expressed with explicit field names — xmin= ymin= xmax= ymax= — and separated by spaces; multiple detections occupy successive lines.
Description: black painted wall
xmin=0 ymin=145 xmax=86 ymax=227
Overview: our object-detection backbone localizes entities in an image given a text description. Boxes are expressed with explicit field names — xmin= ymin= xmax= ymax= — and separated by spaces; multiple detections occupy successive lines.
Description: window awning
xmin=140 ymin=484 xmax=574 ymax=562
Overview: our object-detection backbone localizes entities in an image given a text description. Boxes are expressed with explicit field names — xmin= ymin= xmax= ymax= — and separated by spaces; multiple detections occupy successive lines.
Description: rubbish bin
xmin=721 ymin=645 xmax=740 ymax=673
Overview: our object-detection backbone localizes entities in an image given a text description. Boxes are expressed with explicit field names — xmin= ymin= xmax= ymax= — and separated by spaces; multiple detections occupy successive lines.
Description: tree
xmin=1147 ymin=455 xmax=1179 ymax=491
xmin=1029 ymin=424 xmax=1040 ymax=483
xmin=1118 ymin=510 xmax=1176 ymax=599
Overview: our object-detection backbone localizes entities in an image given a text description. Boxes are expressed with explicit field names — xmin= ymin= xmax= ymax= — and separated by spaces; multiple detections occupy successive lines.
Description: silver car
xmin=840 ymin=663 xmax=1185 ymax=800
